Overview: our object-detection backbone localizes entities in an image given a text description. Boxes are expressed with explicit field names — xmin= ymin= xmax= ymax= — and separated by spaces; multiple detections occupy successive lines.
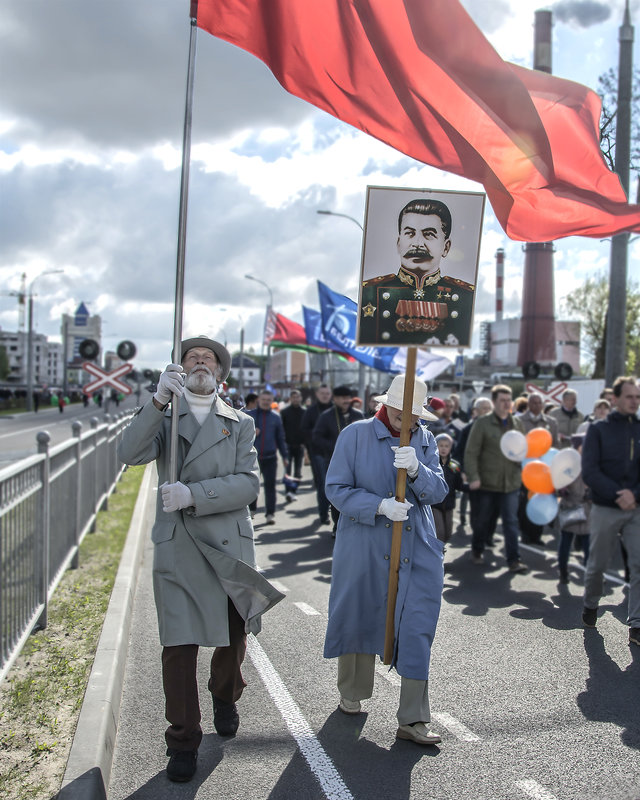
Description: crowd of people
xmin=118 ymin=337 xmax=639 ymax=781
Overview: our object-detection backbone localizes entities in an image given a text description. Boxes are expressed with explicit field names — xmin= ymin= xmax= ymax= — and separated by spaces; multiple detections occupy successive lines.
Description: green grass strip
xmin=0 ymin=464 xmax=146 ymax=800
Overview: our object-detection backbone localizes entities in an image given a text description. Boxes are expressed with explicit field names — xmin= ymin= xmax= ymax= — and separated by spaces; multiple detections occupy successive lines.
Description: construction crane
xmin=0 ymin=272 xmax=27 ymax=332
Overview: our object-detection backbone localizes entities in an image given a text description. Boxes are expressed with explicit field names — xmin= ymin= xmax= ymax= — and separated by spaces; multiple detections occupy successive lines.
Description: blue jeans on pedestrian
xmin=258 ymin=455 xmax=278 ymax=516
xmin=311 ymin=453 xmax=330 ymax=521
xmin=558 ymin=529 xmax=589 ymax=575
xmin=472 ymin=489 xmax=521 ymax=565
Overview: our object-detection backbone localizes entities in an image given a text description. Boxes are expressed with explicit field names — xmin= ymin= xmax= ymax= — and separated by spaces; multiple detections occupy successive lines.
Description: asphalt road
xmin=108 ymin=471 xmax=639 ymax=800
xmin=0 ymin=394 xmax=141 ymax=465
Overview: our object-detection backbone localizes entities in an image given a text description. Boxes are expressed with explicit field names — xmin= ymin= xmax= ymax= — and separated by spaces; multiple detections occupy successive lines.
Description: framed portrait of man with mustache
xmin=357 ymin=186 xmax=485 ymax=348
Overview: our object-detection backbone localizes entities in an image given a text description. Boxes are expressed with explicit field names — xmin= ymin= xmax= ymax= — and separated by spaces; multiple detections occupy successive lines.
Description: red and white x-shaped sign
xmin=82 ymin=362 xmax=133 ymax=395
xmin=525 ymin=381 xmax=568 ymax=405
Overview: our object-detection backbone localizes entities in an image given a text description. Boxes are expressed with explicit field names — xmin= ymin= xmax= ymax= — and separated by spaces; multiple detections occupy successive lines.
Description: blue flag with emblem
xmin=317 ymin=281 xmax=398 ymax=371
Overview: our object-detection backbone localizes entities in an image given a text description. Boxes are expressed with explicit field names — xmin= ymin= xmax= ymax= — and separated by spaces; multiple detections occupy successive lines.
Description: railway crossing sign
xmin=525 ymin=381 xmax=568 ymax=404
xmin=82 ymin=362 xmax=133 ymax=395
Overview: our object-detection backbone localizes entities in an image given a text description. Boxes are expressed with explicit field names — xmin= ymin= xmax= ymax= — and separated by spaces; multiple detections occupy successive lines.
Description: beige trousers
xmin=337 ymin=653 xmax=431 ymax=726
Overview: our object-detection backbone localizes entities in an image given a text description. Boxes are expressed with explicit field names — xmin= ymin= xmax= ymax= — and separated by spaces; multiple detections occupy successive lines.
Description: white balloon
xmin=500 ymin=430 xmax=528 ymax=462
xmin=550 ymin=448 xmax=582 ymax=489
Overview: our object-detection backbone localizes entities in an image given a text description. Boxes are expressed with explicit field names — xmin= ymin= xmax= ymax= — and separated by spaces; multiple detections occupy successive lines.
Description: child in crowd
xmin=432 ymin=433 xmax=464 ymax=544
xmin=557 ymin=434 xmax=590 ymax=583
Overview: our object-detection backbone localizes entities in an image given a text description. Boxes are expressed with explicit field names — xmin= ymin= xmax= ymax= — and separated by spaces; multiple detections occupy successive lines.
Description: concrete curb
xmin=57 ymin=462 xmax=157 ymax=800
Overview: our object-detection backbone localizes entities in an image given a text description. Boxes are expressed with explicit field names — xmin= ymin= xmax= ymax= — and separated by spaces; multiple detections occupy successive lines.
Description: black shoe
xmin=213 ymin=696 xmax=239 ymax=736
xmin=166 ymin=748 xmax=197 ymax=782
xmin=582 ymin=606 xmax=598 ymax=628
xmin=630 ymin=627 xmax=640 ymax=646
xmin=319 ymin=516 xmax=330 ymax=525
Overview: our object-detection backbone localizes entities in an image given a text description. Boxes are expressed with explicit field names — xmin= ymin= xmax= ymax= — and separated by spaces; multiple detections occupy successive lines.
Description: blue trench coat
xmin=323 ymin=417 xmax=448 ymax=680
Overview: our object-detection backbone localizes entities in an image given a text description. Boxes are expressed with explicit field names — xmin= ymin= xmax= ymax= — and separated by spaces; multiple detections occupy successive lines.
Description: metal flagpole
xmin=383 ymin=346 xmax=417 ymax=664
xmin=169 ymin=6 xmax=198 ymax=483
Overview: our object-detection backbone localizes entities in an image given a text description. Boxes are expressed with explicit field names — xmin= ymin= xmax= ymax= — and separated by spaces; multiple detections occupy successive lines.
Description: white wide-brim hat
xmin=374 ymin=375 xmax=437 ymax=421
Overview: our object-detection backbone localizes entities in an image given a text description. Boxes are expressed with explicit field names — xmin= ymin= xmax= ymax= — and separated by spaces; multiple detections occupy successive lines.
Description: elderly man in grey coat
xmin=118 ymin=336 xmax=283 ymax=783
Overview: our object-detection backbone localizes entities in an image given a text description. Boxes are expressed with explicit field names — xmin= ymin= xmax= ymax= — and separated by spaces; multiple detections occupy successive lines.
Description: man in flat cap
xmin=359 ymin=198 xmax=474 ymax=347
xmin=118 ymin=335 xmax=283 ymax=783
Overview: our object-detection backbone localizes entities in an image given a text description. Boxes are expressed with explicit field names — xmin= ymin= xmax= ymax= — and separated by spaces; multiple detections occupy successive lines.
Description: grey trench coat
xmin=117 ymin=396 xmax=284 ymax=646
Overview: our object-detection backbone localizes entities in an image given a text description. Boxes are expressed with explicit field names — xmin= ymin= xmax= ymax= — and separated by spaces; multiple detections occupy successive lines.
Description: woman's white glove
xmin=161 ymin=481 xmax=194 ymax=512
xmin=377 ymin=497 xmax=413 ymax=521
xmin=392 ymin=445 xmax=420 ymax=478
xmin=154 ymin=364 xmax=185 ymax=405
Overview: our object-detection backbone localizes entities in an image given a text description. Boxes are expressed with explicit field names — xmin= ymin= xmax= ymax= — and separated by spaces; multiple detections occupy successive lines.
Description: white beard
xmin=185 ymin=367 xmax=216 ymax=395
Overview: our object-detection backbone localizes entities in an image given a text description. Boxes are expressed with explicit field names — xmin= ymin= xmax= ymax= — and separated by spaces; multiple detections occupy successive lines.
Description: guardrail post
xmin=36 ymin=431 xmax=51 ymax=631
xmin=72 ymin=420 xmax=82 ymax=567
xmin=90 ymin=417 xmax=100 ymax=527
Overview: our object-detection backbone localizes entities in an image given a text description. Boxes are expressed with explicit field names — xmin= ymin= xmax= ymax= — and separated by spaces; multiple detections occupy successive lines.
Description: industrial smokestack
xmin=517 ymin=9 xmax=557 ymax=368
xmin=534 ymin=9 xmax=552 ymax=73
xmin=495 ymin=248 xmax=505 ymax=322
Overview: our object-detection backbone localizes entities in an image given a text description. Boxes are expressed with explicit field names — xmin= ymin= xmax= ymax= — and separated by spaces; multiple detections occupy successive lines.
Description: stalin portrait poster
xmin=357 ymin=186 xmax=485 ymax=348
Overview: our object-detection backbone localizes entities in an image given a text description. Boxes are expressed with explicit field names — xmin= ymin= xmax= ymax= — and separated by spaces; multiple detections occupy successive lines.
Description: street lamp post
xmin=316 ymin=209 xmax=368 ymax=401
xmin=26 ymin=269 xmax=64 ymax=412
xmin=245 ymin=274 xmax=274 ymax=385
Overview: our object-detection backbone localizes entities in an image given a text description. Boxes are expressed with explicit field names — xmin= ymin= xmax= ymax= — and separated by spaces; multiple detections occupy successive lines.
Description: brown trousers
xmin=162 ymin=598 xmax=247 ymax=751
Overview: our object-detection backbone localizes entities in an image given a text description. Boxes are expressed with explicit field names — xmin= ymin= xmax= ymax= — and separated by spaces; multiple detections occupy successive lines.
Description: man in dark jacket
xmin=581 ymin=376 xmax=640 ymax=646
xmin=301 ymin=384 xmax=334 ymax=524
xmin=280 ymin=389 xmax=305 ymax=479
xmin=313 ymin=386 xmax=364 ymax=530
xmin=246 ymin=390 xmax=288 ymax=525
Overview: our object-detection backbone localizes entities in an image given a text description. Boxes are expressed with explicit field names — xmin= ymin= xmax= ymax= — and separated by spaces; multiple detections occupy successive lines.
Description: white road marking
xmin=516 ymin=779 xmax=560 ymax=800
xmin=374 ymin=665 xmax=482 ymax=742
xmin=247 ymin=637 xmax=353 ymax=800
xmin=431 ymin=712 xmax=481 ymax=742
xmin=270 ymin=579 xmax=289 ymax=594
xmin=294 ymin=601 xmax=321 ymax=616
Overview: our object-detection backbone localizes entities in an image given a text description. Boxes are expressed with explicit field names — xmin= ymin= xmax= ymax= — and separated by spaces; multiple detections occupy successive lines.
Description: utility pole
xmin=605 ymin=1 xmax=633 ymax=385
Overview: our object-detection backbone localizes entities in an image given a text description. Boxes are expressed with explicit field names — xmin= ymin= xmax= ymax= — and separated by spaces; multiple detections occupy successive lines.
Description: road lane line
xmin=431 ymin=712 xmax=481 ymax=742
xmin=270 ymin=579 xmax=289 ymax=594
xmin=294 ymin=601 xmax=321 ymax=616
xmin=247 ymin=637 xmax=353 ymax=800
xmin=375 ymin=665 xmax=482 ymax=741
xmin=519 ymin=543 xmax=628 ymax=586
xmin=516 ymin=779 xmax=559 ymax=800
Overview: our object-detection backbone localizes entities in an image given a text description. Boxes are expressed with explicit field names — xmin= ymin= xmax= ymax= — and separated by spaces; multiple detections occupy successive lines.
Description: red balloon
xmin=522 ymin=460 xmax=554 ymax=494
xmin=526 ymin=428 xmax=552 ymax=459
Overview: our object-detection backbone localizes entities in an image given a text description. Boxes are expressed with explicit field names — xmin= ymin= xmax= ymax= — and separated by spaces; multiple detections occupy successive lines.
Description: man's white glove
xmin=154 ymin=364 xmax=185 ymax=406
xmin=377 ymin=497 xmax=413 ymax=521
xmin=392 ymin=445 xmax=420 ymax=478
xmin=161 ymin=481 xmax=194 ymax=512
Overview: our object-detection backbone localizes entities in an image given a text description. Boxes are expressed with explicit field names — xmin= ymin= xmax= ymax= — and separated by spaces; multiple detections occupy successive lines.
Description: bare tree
xmin=598 ymin=67 xmax=640 ymax=183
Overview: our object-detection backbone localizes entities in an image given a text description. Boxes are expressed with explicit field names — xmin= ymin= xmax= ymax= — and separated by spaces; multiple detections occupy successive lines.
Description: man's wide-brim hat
xmin=174 ymin=335 xmax=231 ymax=382
xmin=374 ymin=375 xmax=437 ymax=421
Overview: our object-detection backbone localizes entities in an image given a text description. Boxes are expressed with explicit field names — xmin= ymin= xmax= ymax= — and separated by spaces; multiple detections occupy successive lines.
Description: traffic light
xmin=554 ymin=362 xmax=573 ymax=381
xmin=117 ymin=340 xmax=137 ymax=360
xmin=79 ymin=338 xmax=100 ymax=359
xmin=522 ymin=361 xmax=541 ymax=380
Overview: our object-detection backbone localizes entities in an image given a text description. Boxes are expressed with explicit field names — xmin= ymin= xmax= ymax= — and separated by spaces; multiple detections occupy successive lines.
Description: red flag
xmin=269 ymin=310 xmax=355 ymax=360
xmin=195 ymin=0 xmax=640 ymax=242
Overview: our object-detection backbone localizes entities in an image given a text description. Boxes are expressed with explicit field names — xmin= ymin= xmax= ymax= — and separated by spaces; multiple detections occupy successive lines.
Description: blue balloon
xmin=540 ymin=447 xmax=559 ymax=466
xmin=526 ymin=492 xmax=558 ymax=525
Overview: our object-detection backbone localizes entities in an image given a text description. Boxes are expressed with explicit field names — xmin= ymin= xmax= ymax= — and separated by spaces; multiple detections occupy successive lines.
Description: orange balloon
xmin=526 ymin=428 xmax=552 ymax=459
xmin=522 ymin=460 xmax=554 ymax=494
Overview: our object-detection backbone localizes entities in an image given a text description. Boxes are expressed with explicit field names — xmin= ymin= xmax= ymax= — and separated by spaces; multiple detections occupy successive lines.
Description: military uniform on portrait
xmin=360 ymin=266 xmax=474 ymax=347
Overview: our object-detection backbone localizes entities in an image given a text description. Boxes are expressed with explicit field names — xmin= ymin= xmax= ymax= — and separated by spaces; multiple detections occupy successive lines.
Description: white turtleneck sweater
xmin=183 ymin=387 xmax=216 ymax=425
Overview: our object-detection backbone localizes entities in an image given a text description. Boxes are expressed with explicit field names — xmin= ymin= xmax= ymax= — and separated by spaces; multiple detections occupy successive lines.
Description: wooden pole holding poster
xmin=383 ymin=345 xmax=417 ymax=665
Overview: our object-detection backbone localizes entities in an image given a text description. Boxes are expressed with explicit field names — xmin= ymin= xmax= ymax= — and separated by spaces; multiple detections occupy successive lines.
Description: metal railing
xmin=0 ymin=411 xmax=135 ymax=684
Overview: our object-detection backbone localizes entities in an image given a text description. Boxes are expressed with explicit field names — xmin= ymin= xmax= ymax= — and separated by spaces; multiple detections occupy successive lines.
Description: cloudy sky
xmin=1 ymin=0 xmax=638 ymax=369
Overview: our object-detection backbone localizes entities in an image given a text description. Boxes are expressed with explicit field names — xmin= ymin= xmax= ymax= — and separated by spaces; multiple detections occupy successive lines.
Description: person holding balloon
xmin=556 ymin=434 xmax=590 ymax=583
xmin=518 ymin=393 xmax=559 ymax=545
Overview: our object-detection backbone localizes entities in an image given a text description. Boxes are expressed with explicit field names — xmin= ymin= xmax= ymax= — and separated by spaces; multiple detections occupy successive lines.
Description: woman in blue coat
xmin=324 ymin=375 xmax=448 ymax=746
